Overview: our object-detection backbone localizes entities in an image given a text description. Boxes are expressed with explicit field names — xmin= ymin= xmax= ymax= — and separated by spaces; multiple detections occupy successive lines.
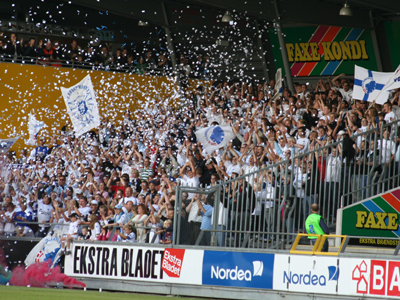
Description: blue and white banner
xmin=353 ymin=65 xmax=392 ymax=104
xmin=195 ymin=125 xmax=235 ymax=155
xmin=26 ymin=112 xmax=46 ymax=146
xmin=380 ymin=65 xmax=400 ymax=97
xmin=61 ymin=75 xmax=100 ymax=137
xmin=0 ymin=136 xmax=20 ymax=153
xmin=272 ymin=68 xmax=283 ymax=101
xmin=25 ymin=234 xmax=63 ymax=268
xmin=202 ymin=251 xmax=274 ymax=289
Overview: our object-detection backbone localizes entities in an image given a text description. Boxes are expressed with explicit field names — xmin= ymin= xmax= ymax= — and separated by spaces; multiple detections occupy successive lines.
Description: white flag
xmin=272 ymin=68 xmax=283 ymax=101
xmin=353 ymin=65 xmax=392 ymax=104
xmin=25 ymin=234 xmax=63 ymax=268
xmin=0 ymin=136 xmax=20 ymax=154
xmin=26 ymin=113 xmax=47 ymax=146
xmin=195 ymin=125 xmax=235 ymax=155
xmin=380 ymin=64 xmax=400 ymax=95
xmin=61 ymin=75 xmax=100 ymax=137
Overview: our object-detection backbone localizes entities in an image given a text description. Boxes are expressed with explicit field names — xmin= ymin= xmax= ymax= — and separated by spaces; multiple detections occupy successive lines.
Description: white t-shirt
xmin=378 ymin=139 xmax=396 ymax=163
xmin=78 ymin=206 xmax=91 ymax=218
xmin=241 ymin=164 xmax=259 ymax=185
xmin=297 ymin=137 xmax=310 ymax=154
xmin=68 ymin=220 xmax=79 ymax=238
xmin=37 ymin=200 xmax=53 ymax=225
xmin=384 ymin=111 xmax=397 ymax=123
xmin=224 ymin=161 xmax=241 ymax=176
xmin=325 ymin=154 xmax=342 ymax=182
xmin=181 ymin=175 xmax=200 ymax=199
xmin=90 ymin=222 xmax=101 ymax=240
xmin=118 ymin=231 xmax=136 ymax=242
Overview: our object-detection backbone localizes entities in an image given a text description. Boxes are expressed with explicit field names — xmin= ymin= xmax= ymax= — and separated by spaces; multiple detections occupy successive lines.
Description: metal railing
xmin=173 ymin=120 xmax=400 ymax=249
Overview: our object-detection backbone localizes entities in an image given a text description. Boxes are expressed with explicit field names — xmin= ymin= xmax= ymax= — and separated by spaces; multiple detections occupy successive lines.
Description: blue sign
xmin=202 ymin=251 xmax=274 ymax=289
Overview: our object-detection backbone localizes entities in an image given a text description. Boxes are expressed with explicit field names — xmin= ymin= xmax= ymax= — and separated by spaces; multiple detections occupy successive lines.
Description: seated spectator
xmin=60 ymin=212 xmax=79 ymax=255
xmin=77 ymin=226 xmax=91 ymax=241
xmin=38 ymin=40 xmax=58 ymax=60
xmin=116 ymin=224 xmax=136 ymax=242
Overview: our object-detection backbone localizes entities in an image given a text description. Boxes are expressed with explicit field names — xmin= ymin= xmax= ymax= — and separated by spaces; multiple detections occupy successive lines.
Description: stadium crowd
xmin=0 ymin=33 xmax=212 ymax=80
xmin=1 ymin=36 xmax=400 ymax=248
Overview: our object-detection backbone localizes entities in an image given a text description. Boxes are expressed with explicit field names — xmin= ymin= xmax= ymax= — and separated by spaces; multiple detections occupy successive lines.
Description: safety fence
xmin=173 ymin=120 xmax=400 ymax=249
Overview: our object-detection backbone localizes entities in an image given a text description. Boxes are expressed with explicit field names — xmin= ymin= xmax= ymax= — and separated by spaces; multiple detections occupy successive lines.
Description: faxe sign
xmin=355 ymin=211 xmax=399 ymax=230
xmin=286 ymin=40 xmax=368 ymax=63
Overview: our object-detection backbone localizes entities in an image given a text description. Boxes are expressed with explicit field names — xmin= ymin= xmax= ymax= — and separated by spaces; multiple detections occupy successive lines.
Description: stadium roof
xmin=67 ymin=0 xmax=400 ymax=29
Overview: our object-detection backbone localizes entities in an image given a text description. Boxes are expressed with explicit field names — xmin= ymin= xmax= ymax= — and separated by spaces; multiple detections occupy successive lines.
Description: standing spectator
xmin=22 ymin=38 xmax=38 ymax=58
xmin=5 ymin=33 xmax=22 ymax=58
xmin=145 ymin=51 xmax=156 ymax=73
xmin=185 ymin=193 xmax=203 ymax=245
xmin=66 ymin=40 xmax=80 ymax=62
xmin=305 ymin=203 xmax=329 ymax=252
xmin=197 ymin=195 xmax=213 ymax=246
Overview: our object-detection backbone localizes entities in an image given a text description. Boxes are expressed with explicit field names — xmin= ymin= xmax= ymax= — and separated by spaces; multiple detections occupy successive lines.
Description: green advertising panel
xmin=269 ymin=25 xmax=377 ymax=77
xmin=340 ymin=188 xmax=400 ymax=247
xmin=384 ymin=21 xmax=400 ymax=70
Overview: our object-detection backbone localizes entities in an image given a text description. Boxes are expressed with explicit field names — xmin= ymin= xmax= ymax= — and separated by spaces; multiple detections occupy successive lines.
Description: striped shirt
xmin=140 ymin=167 xmax=154 ymax=181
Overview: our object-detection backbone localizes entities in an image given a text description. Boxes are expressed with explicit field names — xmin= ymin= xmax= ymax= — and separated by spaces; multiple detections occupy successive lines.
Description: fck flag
xmin=195 ymin=125 xmax=235 ymax=155
xmin=380 ymin=64 xmax=400 ymax=96
xmin=353 ymin=65 xmax=392 ymax=104
xmin=61 ymin=75 xmax=100 ymax=137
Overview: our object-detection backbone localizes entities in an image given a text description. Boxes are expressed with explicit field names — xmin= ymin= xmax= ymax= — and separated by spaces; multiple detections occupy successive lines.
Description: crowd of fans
xmin=0 ymin=38 xmax=400 ymax=248
xmin=0 ymin=33 xmax=214 ymax=81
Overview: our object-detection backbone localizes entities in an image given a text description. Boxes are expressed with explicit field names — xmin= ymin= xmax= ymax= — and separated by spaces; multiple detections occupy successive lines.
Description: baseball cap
xmin=75 ymin=188 xmax=83 ymax=194
xmin=115 ymin=204 xmax=123 ymax=209
xmin=90 ymin=200 xmax=98 ymax=205
xmin=337 ymin=130 xmax=346 ymax=136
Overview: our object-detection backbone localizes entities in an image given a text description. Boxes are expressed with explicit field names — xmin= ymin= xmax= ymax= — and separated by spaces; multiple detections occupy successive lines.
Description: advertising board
xmin=269 ymin=25 xmax=377 ymax=76
xmin=273 ymin=254 xmax=339 ymax=294
xmin=338 ymin=258 xmax=400 ymax=298
xmin=64 ymin=243 xmax=203 ymax=285
xmin=202 ymin=251 xmax=274 ymax=289
xmin=340 ymin=188 xmax=400 ymax=247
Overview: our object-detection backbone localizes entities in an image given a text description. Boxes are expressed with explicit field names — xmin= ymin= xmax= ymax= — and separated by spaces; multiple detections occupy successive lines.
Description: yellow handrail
xmin=290 ymin=234 xmax=347 ymax=256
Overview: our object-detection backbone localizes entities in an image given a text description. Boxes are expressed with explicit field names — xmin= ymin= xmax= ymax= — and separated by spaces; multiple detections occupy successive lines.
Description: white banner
xmin=380 ymin=65 xmax=400 ymax=95
xmin=61 ymin=75 xmax=100 ymax=137
xmin=353 ymin=65 xmax=392 ymax=104
xmin=25 ymin=234 xmax=63 ymax=268
xmin=195 ymin=125 xmax=235 ymax=155
xmin=272 ymin=68 xmax=282 ymax=101
xmin=0 ymin=136 xmax=20 ymax=154
xmin=273 ymin=254 xmax=339 ymax=294
xmin=26 ymin=112 xmax=46 ymax=146
xmin=64 ymin=243 xmax=203 ymax=285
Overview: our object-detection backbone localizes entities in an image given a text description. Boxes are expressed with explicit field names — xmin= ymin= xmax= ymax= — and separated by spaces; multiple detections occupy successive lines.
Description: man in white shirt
xmin=324 ymin=146 xmax=342 ymax=219
xmin=378 ymin=128 xmax=396 ymax=167
xmin=123 ymin=187 xmax=139 ymax=205
xmin=241 ymin=155 xmax=259 ymax=186
xmin=179 ymin=160 xmax=200 ymax=199
xmin=384 ymin=102 xmax=397 ymax=123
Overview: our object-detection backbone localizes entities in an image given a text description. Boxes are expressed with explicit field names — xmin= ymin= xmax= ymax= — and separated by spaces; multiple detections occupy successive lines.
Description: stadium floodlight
xmin=221 ymin=11 xmax=233 ymax=23
xmin=339 ymin=2 xmax=353 ymax=16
